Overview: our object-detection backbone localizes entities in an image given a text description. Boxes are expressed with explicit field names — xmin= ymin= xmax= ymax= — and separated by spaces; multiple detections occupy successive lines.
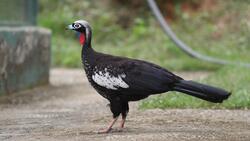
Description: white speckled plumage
xmin=92 ymin=69 xmax=129 ymax=90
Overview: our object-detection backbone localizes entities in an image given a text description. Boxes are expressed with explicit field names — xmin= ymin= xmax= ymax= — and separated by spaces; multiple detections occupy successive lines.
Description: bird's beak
xmin=66 ymin=24 xmax=74 ymax=30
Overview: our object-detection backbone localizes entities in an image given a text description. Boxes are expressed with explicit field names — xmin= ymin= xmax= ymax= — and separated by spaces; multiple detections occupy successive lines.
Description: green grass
xmin=172 ymin=0 xmax=250 ymax=63
xmin=140 ymin=66 xmax=250 ymax=109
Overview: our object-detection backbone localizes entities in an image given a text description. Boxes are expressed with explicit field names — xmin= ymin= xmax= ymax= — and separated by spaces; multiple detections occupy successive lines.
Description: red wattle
xmin=79 ymin=33 xmax=85 ymax=45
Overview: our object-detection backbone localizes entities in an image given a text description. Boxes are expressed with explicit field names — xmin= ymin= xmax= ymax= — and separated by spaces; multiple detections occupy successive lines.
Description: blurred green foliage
xmin=38 ymin=0 xmax=221 ymax=70
xmin=38 ymin=0 xmax=249 ymax=70
xmin=172 ymin=0 xmax=250 ymax=63
xmin=39 ymin=0 xmax=250 ymax=109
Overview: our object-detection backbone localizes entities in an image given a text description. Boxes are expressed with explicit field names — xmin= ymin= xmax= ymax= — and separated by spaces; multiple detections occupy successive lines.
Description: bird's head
xmin=67 ymin=20 xmax=92 ymax=46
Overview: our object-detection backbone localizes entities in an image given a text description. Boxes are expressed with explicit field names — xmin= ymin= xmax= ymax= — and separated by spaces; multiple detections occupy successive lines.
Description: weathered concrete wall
xmin=0 ymin=27 xmax=51 ymax=95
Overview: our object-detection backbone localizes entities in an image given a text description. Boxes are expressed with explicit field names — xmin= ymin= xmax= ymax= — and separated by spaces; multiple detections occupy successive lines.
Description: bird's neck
xmin=79 ymin=26 xmax=92 ymax=47
xmin=81 ymin=31 xmax=95 ymax=70
xmin=82 ymin=44 xmax=94 ymax=61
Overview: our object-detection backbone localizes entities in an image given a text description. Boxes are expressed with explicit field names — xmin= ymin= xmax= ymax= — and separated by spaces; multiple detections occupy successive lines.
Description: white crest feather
xmin=74 ymin=20 xmax=89 ymax=26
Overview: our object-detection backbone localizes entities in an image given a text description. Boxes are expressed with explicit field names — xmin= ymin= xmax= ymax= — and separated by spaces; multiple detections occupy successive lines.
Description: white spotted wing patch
xmin=91 ymin=68 xmax=129 ymax=90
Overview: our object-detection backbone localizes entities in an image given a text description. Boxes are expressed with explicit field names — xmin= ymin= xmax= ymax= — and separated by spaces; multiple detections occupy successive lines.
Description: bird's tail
xmin=173 ymin=80 xmax=231 ymax=103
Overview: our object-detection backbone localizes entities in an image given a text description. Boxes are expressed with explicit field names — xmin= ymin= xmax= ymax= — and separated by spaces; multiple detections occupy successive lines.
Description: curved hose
xmin=147 ymin=0 xmax=250 ymax=68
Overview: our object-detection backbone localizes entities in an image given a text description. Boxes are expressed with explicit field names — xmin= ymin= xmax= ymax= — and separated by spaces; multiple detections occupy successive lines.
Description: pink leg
xmin=97 ymin=117 xmax=118 ymax=134
xmin=120 ymin=118 xmax=126 ymax=128
xmin=116 ymin=117 xmax=126 ymax=132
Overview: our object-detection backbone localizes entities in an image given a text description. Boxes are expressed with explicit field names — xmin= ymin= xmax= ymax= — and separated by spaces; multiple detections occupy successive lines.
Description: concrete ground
xmin=0 ymin=68 xmax=249 ymax=141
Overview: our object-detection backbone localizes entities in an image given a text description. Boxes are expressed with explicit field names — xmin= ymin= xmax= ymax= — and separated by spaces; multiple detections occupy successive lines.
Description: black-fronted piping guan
xmin=67 ymin=20 xmax=231 ymax=133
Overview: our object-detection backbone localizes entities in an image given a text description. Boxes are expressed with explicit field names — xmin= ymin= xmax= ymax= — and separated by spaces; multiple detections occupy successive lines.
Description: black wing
xmin=94 ymin=53 xmax=183 ymax=95
xmin=120 ymin=60 xmax=183 ymax=95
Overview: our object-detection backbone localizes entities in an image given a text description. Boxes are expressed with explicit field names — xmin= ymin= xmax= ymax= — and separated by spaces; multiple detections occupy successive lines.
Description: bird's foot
xmin=96 ymin=128 xmax=112 ymax=134
xmin=95 ymin=127 xmax=124 ymax=134
xmin=95 ymin=117 xmax=118 ymax=134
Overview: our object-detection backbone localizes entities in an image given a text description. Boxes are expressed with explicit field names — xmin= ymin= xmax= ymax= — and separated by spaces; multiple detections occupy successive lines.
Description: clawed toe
xmin=96 ymin=128 xmax=112 ymax=134
xmin=95 ymin=127 xmax=124 ymax=134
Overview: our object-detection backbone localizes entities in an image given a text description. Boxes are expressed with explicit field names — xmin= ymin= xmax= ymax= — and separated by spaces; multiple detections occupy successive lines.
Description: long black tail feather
xmin=173 ymin=80 xmax=231 ymax=103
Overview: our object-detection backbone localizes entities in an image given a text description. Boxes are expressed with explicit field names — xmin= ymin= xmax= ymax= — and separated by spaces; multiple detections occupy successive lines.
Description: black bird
xmin=67 ymin=20 xmax=231 ymax=133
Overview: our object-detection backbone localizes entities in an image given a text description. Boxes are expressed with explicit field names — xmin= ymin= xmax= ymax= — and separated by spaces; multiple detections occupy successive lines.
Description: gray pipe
xmin=147 ymin=0 xmax=250 ymax=68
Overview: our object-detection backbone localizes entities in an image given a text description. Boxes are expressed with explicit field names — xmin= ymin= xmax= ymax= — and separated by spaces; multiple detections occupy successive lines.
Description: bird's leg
xmin=97 ymin=117 xmax=118 ymax=134
xmin=119 ymin=116 xmax=126 ymax=129
xmin=118 ymin=103 xmax=129 ymax=132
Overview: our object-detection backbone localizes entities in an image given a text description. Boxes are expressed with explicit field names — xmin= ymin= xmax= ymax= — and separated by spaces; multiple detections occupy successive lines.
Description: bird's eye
xmin=74 ymin=23 xmax=81 ymax=28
